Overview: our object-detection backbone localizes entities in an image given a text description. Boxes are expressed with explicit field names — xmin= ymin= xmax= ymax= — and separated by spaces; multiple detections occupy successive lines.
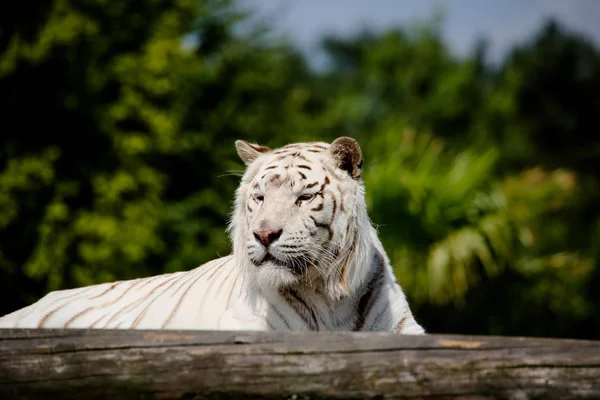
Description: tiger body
xmin=0 ymin=137 xmax=424 ymax=334
xmin=0 ymin=256 xmax=241 ymax=330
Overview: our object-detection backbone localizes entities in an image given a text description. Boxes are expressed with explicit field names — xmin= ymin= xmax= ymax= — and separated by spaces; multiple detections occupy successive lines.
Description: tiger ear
xmin=329 ymin=136 xmax=363 ymax=180
xmin=235 ymin=140 xmax=271 ymax=165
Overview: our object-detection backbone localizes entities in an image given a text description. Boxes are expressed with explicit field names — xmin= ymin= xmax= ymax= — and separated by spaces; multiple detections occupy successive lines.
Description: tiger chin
xmin=0 ymin=137 xmax=424 ymax=335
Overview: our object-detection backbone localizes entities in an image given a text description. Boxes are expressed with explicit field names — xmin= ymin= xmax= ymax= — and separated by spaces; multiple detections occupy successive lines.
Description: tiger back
xmin=0 ymin=256 xmax=243 ymax=329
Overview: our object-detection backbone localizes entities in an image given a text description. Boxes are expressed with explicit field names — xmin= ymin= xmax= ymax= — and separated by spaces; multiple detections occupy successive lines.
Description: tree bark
xmin=1 ymin=329 xmax=599 ymax=399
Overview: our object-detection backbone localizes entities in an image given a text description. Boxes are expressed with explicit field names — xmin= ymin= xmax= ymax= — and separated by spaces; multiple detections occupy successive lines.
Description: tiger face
xmin=232 ymin=137 xmax=366 ymax=292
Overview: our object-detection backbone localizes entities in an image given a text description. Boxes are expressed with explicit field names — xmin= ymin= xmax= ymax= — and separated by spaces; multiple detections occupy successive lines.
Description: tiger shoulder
xmin=0 ymin=137 xmax=424 ymax=334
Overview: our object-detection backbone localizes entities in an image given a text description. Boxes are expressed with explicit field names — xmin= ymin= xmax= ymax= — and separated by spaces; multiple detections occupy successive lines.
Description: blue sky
xmin=237 ymin=0 xmax=600 ymax=64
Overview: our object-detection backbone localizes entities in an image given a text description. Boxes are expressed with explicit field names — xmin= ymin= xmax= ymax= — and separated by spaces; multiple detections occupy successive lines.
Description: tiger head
xmin=230 ymin=137 xmax=377 ymax=299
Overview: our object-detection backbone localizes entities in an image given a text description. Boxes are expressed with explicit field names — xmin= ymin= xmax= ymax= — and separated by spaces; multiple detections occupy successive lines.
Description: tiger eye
xmin=297 ymin=194 xmax=314 ymax=202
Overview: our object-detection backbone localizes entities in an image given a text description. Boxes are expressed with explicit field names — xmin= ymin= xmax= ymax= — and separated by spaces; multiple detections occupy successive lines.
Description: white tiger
xmin=0 ymin=137 xmax=424 ymax=334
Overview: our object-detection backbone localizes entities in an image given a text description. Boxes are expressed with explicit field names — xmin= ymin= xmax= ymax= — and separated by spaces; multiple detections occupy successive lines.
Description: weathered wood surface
xmin=0 ymin=329 xmax=599 ymax=400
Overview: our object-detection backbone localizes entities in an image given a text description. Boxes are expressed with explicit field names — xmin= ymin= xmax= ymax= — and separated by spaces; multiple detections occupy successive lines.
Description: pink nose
xmin=253 ymin=229 xmax=282 ymax=247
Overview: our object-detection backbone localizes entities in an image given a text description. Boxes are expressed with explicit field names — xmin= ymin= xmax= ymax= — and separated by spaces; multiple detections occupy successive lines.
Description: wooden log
xmin=1 ymin=329 xmax=599 ymax=399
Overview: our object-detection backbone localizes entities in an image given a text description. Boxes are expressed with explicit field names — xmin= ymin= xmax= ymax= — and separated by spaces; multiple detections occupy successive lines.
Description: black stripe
xmin=271 ymin=304 xmax=291 ymax=329
xmin=338 ymin=184 xmax=345 ymax=212
xmin=330 ymin=195 xmax=337 ymax=225
xmin=370 ymin=302 xmax=391 ymax=330
xmin=88 ymin=282 xmax=119 ymax=300
xmin=320 ymin=176 xmax=330 ymax=192
xmin=281 ymin=288 xmax=318 ymax=330
xmin=304 ymin=221 xmax=315 ymax=236
xmin=311 ymin=202 xmax=324 ymax=211
xmin=279 ymin=244 xmax=301 ymax=249
xmin=171 ymin=267 xmax=204 ymax=298
xmin=394 ymin=312 xmax=408 ymax=333
xmin=162 ymin=262 xmax=227 ymax=328
xmin=64 ymin=306 xmax=95 ymax=327
xmin=310 ymin=216 xmax=332 ymax=239
xmin=280 ymin=290 xmax=311 ymax=328
xmin=102 ymin=291 xmax=152 ymax=328
xmin=87 ymin=277 xmax=161 ymax=327
xmin=97 ymin=276 xmax=158 ymax=310
xmin=130 ymin=274 xmax=184 ymax=328
xmin=180 ymin=257 xmax=232 ymax=316
xmin=226 ymin=272 xmax=240 ymax=309
xmin=39 ymin=284 xmax=98 ymax=310
xmin=337 ymin=230 xmax=357 ymax=289
xmin=213 ymin=267 xmax=233 ymax=299
xmin=344 ymin=219 xmax=355 ymax=242
xmin=89 ymin=312 xmax=110 ymax=328
xmin=37 ymin=286 xmax=100 ymax=328
xmin=354 ymin=251 xmax=386 ymax=331
xmin=110 ymin=259 xmax=225 ymax=328
xmin=162 ymin=258 xmax=231 ymax=328
xmin=266 ymin=319 xmax=277 ymax=330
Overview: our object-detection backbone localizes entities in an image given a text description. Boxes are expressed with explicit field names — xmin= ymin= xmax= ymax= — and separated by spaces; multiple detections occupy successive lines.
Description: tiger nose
xmin=253 ymin=229 xmax=282 ymax=247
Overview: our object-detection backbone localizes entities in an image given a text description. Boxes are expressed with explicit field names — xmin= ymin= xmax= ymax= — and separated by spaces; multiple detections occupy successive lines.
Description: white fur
xmin=0 ymin=139 xmax=424 ymax=334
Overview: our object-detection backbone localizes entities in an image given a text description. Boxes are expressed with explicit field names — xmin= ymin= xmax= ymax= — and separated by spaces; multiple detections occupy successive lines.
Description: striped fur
xmin=0 ymin=137 xmax=424 ymax=334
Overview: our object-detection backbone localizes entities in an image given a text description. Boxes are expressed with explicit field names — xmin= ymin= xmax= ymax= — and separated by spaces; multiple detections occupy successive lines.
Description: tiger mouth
xmin=263 ymin=253 xmax=284 ymax=266
xmin=257 ymin=253 xmax=309 ymax=275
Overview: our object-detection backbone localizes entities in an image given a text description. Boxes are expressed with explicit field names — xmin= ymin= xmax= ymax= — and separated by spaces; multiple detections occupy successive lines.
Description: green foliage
xmin=363 ymin=126 xmax=504 ymax=304
xmin=1 ymin=1 xmax=600 ymax=338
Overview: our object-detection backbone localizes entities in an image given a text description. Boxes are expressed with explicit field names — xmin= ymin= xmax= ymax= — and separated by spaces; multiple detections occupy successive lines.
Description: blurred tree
xmin=489 ymin=20 xmax=600 ymax=174
xmin=0 ymin=0 xmax=320 ymax=315
xmin=473 ymin=20 xmax=600 ymax=337
xmin=318 ymin=23 xmax=489 ymax=145
xmin=0 ymin=0 xmax=200 ymax=314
